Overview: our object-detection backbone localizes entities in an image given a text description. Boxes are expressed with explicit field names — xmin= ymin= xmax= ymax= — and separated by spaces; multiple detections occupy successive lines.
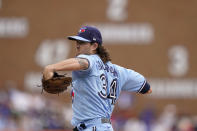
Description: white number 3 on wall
xmin=168 ymin=45 xmax=189 ymax=77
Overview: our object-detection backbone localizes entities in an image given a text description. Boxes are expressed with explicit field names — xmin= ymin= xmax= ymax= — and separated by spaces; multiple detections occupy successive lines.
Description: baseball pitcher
xmin=42 ymin=26 xmax=152 ymax=131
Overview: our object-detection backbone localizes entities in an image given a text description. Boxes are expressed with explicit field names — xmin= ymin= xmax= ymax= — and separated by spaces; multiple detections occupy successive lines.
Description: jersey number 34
xmin=98 ymin=74 xmax=117 ymax=105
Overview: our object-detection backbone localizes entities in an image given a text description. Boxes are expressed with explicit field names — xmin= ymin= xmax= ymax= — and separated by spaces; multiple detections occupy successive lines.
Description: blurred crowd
xmin=0 ymin=87 xmax=197 ymax=131
xmin=113 ymin=92 xmax=197 ymax=131
xmin=0 ymin=87 xmax=73 ymax=131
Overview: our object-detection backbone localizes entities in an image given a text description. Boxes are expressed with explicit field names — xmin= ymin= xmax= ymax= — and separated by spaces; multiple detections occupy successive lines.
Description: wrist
xmin=43 ymin=65 xmax=54 ymax=80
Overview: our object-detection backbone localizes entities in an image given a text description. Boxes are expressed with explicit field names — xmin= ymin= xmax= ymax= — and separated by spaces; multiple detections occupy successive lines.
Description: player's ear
xmin=91 ymin=42 xmax=99 ymax=51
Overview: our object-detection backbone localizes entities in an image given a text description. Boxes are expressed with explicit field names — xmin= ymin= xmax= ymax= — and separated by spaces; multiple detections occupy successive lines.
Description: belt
xmin=101 ymin=118 xmax=111 ymax=124
xmin=73 ymin=118 xmax=111 ymax=131
xmin=73 ymin=123 xmax=86 ymax=131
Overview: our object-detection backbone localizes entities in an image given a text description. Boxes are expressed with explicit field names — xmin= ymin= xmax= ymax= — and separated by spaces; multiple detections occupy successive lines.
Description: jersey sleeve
xmin=76 ymin=54 xmax=94 ymax=74
xmin=116 ymin=65 xmax=146 ymax=92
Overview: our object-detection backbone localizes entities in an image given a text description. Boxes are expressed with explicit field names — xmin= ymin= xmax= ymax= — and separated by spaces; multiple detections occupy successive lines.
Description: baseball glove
xmin=41 ymin=72 xmax=72 ymax=94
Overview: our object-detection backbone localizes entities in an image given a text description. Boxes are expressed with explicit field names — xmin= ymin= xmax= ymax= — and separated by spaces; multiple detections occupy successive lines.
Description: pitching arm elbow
xmin=138 ymin=81 xmax=152 ymax=94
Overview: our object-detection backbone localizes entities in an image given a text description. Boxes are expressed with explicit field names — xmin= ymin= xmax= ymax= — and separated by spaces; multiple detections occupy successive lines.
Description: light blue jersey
xmin=71 ymin=54 xmax=146 ymax=126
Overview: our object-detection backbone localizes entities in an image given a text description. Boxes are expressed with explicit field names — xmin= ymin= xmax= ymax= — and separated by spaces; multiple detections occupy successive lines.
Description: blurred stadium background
xmin=0 ymin=0 xmax=197 ymax=131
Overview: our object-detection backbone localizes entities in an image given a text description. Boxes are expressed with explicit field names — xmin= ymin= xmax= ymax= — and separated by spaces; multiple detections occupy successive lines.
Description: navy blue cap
xmin=68 ymin=26 xmax=102 ymax=45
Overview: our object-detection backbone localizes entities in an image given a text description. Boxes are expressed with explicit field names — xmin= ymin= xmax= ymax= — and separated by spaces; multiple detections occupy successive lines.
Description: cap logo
xmin=79 ymin=27 xmax=86 ymax=33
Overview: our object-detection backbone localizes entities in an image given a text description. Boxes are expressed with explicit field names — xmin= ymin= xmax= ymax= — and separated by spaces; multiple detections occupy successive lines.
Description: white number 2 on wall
xmin=107 ymin=0 xmax=128 ymax=22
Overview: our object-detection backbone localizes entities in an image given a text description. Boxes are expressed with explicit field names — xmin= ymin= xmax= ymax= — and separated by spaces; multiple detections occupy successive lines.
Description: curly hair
xmin=96 ymin=44 xmax=111 ymax=63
